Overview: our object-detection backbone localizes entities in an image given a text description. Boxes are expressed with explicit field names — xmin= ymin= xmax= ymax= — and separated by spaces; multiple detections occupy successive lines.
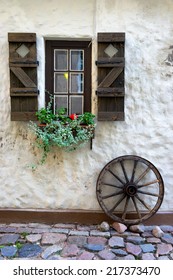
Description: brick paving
xmin=0 ymin=223 xmax=173 ymax=260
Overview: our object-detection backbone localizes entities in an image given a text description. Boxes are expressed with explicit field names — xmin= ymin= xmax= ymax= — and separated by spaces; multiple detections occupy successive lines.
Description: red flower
xmin=69 ymin=113 xmax=78 ymax=120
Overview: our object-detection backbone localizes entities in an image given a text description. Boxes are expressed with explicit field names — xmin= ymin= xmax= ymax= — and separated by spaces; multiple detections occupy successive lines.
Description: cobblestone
xmin=0 ymin=223 xmax=173 ymax=260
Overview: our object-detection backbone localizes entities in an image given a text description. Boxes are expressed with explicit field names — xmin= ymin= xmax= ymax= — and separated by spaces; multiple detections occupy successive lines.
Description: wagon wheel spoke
xmin=137 ymin=179 xmax=159 ymax=188
xmin=134 ymin=166 xmax=151 ymax=184
xmin=120 ymin=160 xmax=129 ymax=183
xmin=122 ymin=196 xmax=130 ymax=220
xmin=102 ymin=182 xmax=123 ymax=189
xmin=109 ymin=194 xmax=126 ymax=213
xmin=135 ymin=194 xmax=152 ymax=211
xmin=130 ymin=160 xmax=138 ymax=182
xmin=132 ymin=196 xmax=142 ymax=219
xmin=107 ymin=169 xmax=125 ymax=185
xmin=102 ymin=190 xmax=124 ymax=199
xmin=137 ymin=190 xmax=161 ymax=197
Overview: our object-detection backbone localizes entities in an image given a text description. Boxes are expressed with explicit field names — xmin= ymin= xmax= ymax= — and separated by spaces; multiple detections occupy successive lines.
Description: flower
xmin=69 ymin=113 xmax=78 ymax=120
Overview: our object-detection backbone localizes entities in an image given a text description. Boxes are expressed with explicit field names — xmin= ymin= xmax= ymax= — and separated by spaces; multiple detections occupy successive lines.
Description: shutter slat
xmin=98 ymin=33 xmax=125 ymax=42
xmin=8 ymin=33 xmax=36 ymax=42
xmin=98 ymin=67 xmax=123 ymax=88
xmin=96 ymin=57 xmax=125 ymax=67
xmin=10 ymin=67 xmax=36 ymax=87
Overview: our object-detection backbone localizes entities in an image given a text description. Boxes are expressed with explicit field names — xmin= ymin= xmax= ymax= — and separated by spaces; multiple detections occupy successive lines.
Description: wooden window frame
xmin=45 ymin=40 xmax=92 ymax=113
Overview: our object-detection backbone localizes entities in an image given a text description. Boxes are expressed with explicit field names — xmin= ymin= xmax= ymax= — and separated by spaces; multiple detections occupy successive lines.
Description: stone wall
xmin=0 ymin=0 xmax=173 ymax=211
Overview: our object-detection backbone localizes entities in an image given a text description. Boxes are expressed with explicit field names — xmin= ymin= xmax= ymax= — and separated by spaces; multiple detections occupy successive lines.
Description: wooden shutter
xmin=96 ymin=33 xmax=125 ymax=121
xmin=8 ymin=33 xmax=38 ymax=121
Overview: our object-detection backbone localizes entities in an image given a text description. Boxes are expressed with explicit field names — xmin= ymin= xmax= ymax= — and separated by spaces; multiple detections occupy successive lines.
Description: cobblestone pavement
xmin=0 ymin=223 xmax=173 ymax=260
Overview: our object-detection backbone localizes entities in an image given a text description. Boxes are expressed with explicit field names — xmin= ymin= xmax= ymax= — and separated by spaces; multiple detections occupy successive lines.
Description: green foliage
xmin=29 ymin=102 xmax=96 ymax=164
xmin=36 ymin=98 xmax=56 ymax=124
xmin=78 ymin=112 xmax=96 ymax=125
xmin=15 ymin=241 xmax=23 ymax=250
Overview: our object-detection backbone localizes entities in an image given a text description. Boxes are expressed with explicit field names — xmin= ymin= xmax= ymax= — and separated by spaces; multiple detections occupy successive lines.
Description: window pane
xmin=70 ymin=73 xmax=83 ymax=93
xmin=70 ymin=50 xmax=84 ymax=71
xmin=54 ymin=73 xmax=68 ymax=93
xmin=54 ymin=49 xmax=68 ymax=70
xmin=54 ymin=95 xmax=68 ymax=113
xmin=70 ymin=96 xmax=83 ymax=115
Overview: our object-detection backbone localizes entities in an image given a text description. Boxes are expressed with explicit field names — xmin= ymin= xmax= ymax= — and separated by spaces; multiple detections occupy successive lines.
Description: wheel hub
xmin=124 ymin=184 xmax=137 ymax=196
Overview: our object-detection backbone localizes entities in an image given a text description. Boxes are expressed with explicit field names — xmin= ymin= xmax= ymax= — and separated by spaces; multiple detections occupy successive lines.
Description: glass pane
xmin=54 ymin=95 xmax=68 ymax=113
xmin=54 ymin=72 xmax=68 ymax=93
xmin=54 ymin=49 xmax=68 ymax=70
xmin=70 ymin=73 xmax=83 ymax=93
xmin=70 ymin=96 xmax=83 ymax=115
xmin=70 ymin=50 xmax=84 ymax=71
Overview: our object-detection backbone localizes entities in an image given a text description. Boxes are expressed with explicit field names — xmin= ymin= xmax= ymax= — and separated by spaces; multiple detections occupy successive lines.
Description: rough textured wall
xmin=0 ymin=0 xmax=173 ymax=212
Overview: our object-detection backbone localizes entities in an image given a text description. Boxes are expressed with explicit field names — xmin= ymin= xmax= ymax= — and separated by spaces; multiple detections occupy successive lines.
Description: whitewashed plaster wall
xmin=0 ymin=0 xmax=173 ymax=212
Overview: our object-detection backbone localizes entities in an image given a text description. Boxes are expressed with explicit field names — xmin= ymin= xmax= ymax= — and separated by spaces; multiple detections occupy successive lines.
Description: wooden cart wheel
xmin=96 ymin=155 xmax=164 ymax=225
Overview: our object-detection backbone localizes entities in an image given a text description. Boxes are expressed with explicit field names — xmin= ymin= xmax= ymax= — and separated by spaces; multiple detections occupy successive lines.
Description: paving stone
xmin=26 ymin=234 xmax=42 ymax=243
xmin=99 ymin=221 xmax=110 ymax=232
xmin=126 ymin=236 xmax=145 ymax=245
xmin=47 ymin=255 xmax=62 ymax=260
xmin=69 ymin=230 xmax=89 ymax=236
xmin=140 ymin=244 xmax=155 ymax=253
xmin=111 ymin=231 xmax=140 ymax=238
xmin=108 ymin=236 xmax=124 ymax=248
xmin=158 ymin=256 xmax=170 ymax=260
xmin=152 ymin=226 xmax=164 ymax=238
xmin=54 ymin=223 xmax=76 ymax=229
xmin=77 ymin=225 xmax=97 ymax=231
xmin=68 ymin=236 xmax=87 ymax=247
xmin=84 ymin=244 xmax=105 ymax=252
xmin=90 ymin=230 xmax=110 ymax=238
xmin=98 ymin=249 xmax=116 ymax=260
xmin=87 ymin=236 xmax=108 ymax=245
xmin=126 ymin=242 xmax=142 ymax=256
xmin=160 ymin=225 xmax=173 ymax=232
xmin=111 ymin=248 xmax=128 ymax=256
xmin=77 ymin=251 xmax=95 ymax=260
xmin=31 ymin=229 xmax=50 ymax=234
xmin=28 ymin=223 xmax=52 ymax=229
xmin=161 ymin=234 xmax=173 ymax=244
xmin=143 ymin=226 xmax=155 ymax=231
xmin=9 ymin=223 xmax=28 ymax=228
xmin=60 ymin=244 xmax=80 ymax=257
xmin=18 ymin=244 xmax=42 ymax=258
xmin=142 ymin=232 xmax=153 ymax=238
xmin=111 ymin=222 xmax=127 ymax=233
xmin=41 ymin=244 xmax=63 ymax=259
xmin=1 ymin=246 xmax=18 ymax=258
xmin=156 ymin=243 xmax=173 ymax=255
xmin=122 ymin=254 xmax=135 ymax=260
xmin=0 ymin=227 xmax=18 ymax=233
xmin=41 ymin=233 xmax=67 ymax=245
xmin=170 ymin=253 xmax=173 ymax=259
xmin=146 ymin=237 xmax=161 ymax=243
xmin=0 ymin=234 xmax=20 ymax=245
xmin=50 ymin=228 xmax=69 ymax=234
xmin=141 ymin=253 xmax=156 ymax=260
xmin=15 ymin=228 xmax=32 ymax=234
xmin=129 ymin=224 xmax=145 ymax=233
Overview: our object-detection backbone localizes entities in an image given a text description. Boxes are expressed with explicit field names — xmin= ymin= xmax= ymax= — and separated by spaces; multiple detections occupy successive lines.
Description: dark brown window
xmin=45 ymin=40 xmax=92 ymax=114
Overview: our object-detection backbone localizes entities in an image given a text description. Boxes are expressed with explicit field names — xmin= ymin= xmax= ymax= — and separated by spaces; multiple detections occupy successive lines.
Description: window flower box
xmin=29 ymin=103 xmax=96 ymax=164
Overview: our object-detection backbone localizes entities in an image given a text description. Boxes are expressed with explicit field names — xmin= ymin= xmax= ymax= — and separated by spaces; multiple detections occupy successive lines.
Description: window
xmin=45 ymin=40 xmax=92 ymax=115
